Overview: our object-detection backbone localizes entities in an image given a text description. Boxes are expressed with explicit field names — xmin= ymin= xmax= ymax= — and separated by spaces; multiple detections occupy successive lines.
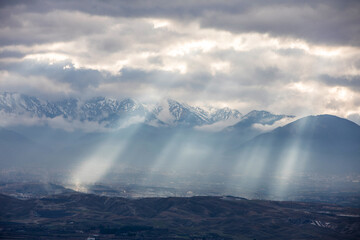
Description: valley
xmin=1 ymin=92 xmax=360 ymax=239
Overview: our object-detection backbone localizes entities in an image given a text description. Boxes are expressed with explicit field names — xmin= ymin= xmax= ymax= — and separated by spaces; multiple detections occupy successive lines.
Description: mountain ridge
xmin=0 ymin=92 xmax=291 ymax=130
xmin=229 ymin=114 xmax=360 ymax=174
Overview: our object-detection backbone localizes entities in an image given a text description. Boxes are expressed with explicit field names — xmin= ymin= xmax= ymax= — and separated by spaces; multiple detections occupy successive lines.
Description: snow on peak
xmin=147 ymin=99 xmax=242 ymax=127
xmin=0 ymin=92 xmax=296 ymax=132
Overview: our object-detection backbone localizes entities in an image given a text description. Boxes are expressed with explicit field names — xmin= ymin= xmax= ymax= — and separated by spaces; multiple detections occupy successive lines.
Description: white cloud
xmin=0 ymin=70 xmax=75 ymax=98
xmin=347 ymin=113 xmax=360 ymax=125
xmin=195 ymin=118 xmax=240 ymax=132
xmin=116 ymin=115 xmax=146 ymax=129
xmin=0 ymin=111 xmax=107 ymax=132
xmin=252 ymin=117 xmax=299 ymax=132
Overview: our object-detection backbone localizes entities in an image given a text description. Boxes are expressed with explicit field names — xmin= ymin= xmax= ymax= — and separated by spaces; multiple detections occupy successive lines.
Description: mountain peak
xmin=276 ymin=114 xmax=360 ymax=136
xmin=240 ymin=114 xmax=360 ymax=174
xmin=0 ymin=92 xmax=298 ymax=132
xmin=231 ymin=110 xmax=295 ymax=128
xmin=157 ymin=98 xmax=242 ymax=127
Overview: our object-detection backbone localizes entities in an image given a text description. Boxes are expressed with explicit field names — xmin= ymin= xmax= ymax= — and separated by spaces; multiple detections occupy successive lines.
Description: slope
xmin=231 ymin=115 xmax=360 ymax=174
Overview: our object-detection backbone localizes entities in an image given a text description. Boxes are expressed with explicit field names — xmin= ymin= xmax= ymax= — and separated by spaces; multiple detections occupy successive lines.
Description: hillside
xmin=231 ymin=115 xmax=360 ymax=174
xmin=1 ymin=193 xmax=360 ymax=239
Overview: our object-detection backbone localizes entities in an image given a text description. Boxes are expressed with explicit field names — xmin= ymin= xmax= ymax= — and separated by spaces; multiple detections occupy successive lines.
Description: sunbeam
xmin=70 ymin=142 xmax=125 ymax=192
xmin=1 ymin=1 xmax=360 ymax=239
xmin=68 ymin=110 xmax=149 ymax=192
xmin=269 ymin=117 xmax=312 ymax=199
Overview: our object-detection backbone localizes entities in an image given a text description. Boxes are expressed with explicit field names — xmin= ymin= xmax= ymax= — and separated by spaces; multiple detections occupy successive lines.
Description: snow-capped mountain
xmin=145 ymin=99 xmax=243 ymax=128
xmin=208 ymin=107 xmax=242 ymax=123
xmin=0 ymin=92 xmax=55 ymax=117
xmin=78 ymin=97 xmax=146 ymax=124
xmin=0 ymin=92 xmax=294 ymax=131
xmin=223 ymin=110 xmax=296 ymax=141
xmin=0 ymin=92 xmax=147 ymax=127
xmin=147 ymin=99 xmax=242 ymax=127
xmin=233 ymin=110 xmax=295 ymax=127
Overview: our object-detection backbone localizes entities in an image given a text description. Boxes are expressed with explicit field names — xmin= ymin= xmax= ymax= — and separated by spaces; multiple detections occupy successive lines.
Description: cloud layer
xmin=0 ymin=0 xmax=359 ymax=122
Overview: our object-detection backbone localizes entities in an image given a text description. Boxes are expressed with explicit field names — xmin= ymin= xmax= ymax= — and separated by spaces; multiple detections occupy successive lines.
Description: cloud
xmin=116 ymin=115 xmax=146 ymax=129
xmin=347 ymin=113 xmax=360 ymax=125
xmin=0 ymin=0 xmax=359 ymax=123
xmin=0 ymin=9 xmax=111 ymax=46
xmin=200 ymin=1 xmax=360 ymax=47
xmin=0 ymin=60 xmax=105 ymax=92
xmin=195 ymin=118 xmax=241 ymax=132
xmin=1 ymin=0 xmax=359 ymax=47
xmin=0 ymin=50 xmax=25 ymax=59
xmin=0 ymin=111 xmax=107 ymax=132
xmin=252 ymin=117 xmax=299 ymax=132
xmin=319 ymin=74 xmax=360 ymax=92
xmin=0 ymin=69 xmax=75 ymax=99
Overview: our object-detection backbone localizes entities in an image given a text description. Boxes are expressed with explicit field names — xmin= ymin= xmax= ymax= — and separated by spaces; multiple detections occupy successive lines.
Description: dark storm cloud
xmin=320 ymin=74 xmax=360 ymax=92
xmin=1 ymin=0 xmax=359 ymax=46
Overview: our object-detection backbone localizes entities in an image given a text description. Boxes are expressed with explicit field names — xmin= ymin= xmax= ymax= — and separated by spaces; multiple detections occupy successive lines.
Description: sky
xmin=0 ymin=0 xmax=360 ymax=122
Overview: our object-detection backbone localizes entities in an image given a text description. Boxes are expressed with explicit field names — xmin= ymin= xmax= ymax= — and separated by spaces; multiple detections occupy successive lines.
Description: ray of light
xmin=269 ymin=119 xmax=311 ymax=199
xmin=224 ymin=138 xmax=273 ymax=198
xmin=70 ymin=141 xmax=125 ymax=192
xmin=67 ymin=112 xmax=148 ymax=192
xmin=170 ymin=140 xmax=212 ymax=173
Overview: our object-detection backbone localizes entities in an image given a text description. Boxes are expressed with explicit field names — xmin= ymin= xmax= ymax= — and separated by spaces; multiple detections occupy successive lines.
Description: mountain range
xmin=0 ymin=92 xmax=359 ymax=179
xmin=0 ymin=92 xmax=292 ymax=130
